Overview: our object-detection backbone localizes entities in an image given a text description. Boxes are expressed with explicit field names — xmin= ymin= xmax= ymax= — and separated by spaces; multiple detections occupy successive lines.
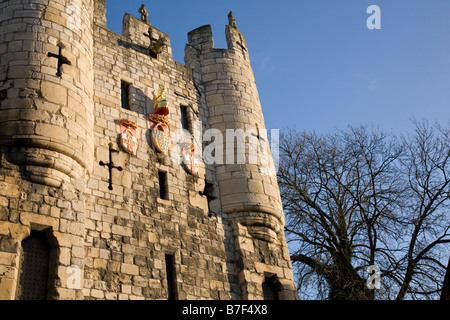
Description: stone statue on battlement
xmin=228 ymin=11 xmax=236 ymax=27
xmin=139 ymin=4 xmax=148 ymax=22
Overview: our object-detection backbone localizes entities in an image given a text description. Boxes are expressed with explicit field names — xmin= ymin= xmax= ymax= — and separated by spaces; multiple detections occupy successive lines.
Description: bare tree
xmin=278 ymin=121 xmax=450 ymax=300
xmin=394 ymin=120 xmax=450 ymax=299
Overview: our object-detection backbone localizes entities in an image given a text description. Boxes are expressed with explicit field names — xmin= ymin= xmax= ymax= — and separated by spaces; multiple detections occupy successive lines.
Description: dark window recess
xmin=121 ymin=81 xmax=130 ymax=109
xmin=158 ymin=171 xmax=169 ymax=200
xmin=180 ymin=106 xmax=189 ymax=131
xmin=165 ymin=254 xmax=178 ymax=300
xmin=262 ymin=281 xmax=277 ymax=300
xmin=149 ymin=50 xmax=158 ymax=59
xmin=203 ymin=182 xmax=216 ymax=217
xmin=17 ymin=231 xmax=51 ymax=300
xmin=203 ymin=182 xmax=215 ymax=200
xmin=0 ymin=89 xmax=7 ymax=100
xmin=262 ymin=275 xmax=283 ymax=300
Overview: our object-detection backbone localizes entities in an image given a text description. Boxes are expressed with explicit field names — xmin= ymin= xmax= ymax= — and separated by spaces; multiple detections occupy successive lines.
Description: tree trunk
xmin=328 ymin=253 xmax=375 ymax=300
xmin=396 ymin=262 xmax=416 ymax=300
xmin=292 ymin=253 xmax=375 ymax=300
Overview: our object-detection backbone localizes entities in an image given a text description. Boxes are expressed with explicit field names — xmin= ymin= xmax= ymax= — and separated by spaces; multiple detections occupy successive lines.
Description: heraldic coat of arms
xmin=180 ymin=142 xmax=198 ymax=175
xmin=148 ymin=85 xmax=170 ymax=154
xmin=119 ymin=119 xmax=138 ymax=154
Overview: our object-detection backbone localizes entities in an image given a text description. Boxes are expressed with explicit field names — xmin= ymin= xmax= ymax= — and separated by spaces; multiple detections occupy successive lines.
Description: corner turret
xmin=185 ymin=12 xmax=298 ymax=300
xmin=0 ymin=0 xmax=95 ymax=299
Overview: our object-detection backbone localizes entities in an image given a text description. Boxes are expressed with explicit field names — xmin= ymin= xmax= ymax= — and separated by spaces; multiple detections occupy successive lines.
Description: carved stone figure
xmin=139 ymin=4 xmax=148 ymax=22
xmin=228 ymin=11 xmax=236 ymax=27
xmin=149 ymin=34 xmax=168 ymax=56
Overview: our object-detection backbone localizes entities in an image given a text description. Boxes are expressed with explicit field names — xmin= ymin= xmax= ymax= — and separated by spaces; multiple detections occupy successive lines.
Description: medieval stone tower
xmin=0 ymin=0 xmax=297 ymax=300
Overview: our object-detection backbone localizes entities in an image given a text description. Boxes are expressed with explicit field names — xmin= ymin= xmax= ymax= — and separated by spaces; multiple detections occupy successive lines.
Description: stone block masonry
xmin=0 ymin=0 xmax=298 ymax=300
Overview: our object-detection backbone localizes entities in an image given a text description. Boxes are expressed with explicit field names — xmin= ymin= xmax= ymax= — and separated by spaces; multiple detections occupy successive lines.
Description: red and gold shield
xmin=119 ymin=119 xmax=138 ymax=154
xmin=148 ymin=114 xmax=170 ymax=153
xmin=180 ymin=142 xmax=198 ymax=175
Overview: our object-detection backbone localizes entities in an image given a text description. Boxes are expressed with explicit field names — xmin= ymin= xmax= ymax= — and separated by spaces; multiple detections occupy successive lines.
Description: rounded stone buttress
xmin=0 ymin=0 xmax=95 ymax=187
xmin=188 ymin=24 xmax=285 ymax=242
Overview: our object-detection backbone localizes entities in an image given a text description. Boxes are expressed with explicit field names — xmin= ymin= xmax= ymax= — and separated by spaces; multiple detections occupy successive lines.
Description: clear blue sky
xmin=105 ymin=0 xmax=450 ymax=135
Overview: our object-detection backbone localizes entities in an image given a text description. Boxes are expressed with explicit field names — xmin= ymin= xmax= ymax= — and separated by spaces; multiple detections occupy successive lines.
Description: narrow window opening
xmin=121 ymin=81 xmax=130 ymax=110
xmin=165 ymin=254 xmax=178 ymax=300
xmin=180 ymin=105 xmax=189 ymax=132
xmin=149 ymin=50 xmax=158 ymax=59
xmin=262 ymin=275 xmax=282 ymax=300
xmin=158 ymin=171 xmax=169 ymax=200
xmin=203 ymin=182 xmax=216 ymax=217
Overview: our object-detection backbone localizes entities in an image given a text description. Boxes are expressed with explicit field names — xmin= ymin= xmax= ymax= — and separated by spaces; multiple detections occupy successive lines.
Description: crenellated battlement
xmin=187 ymin=21 xmax=248 ymax=61
xmin=188 ymin=25 xmax=215 ymax=51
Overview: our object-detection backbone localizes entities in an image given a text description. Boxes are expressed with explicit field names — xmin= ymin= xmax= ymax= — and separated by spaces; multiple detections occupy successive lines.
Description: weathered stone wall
xmin=0 ymin=0 xmax=296 ymax=300
xmin=82 ymin=11 xmax=240 ymax=300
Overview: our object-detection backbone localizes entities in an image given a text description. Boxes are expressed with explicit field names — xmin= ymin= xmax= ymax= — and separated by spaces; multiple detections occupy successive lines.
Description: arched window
xmin=16 ymin=230 xmax=51 ymax=300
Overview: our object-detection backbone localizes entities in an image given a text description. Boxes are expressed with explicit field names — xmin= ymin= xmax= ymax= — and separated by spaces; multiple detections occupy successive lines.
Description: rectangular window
xmin=203 ymin=182 xmax=216 ymax=216
xmin=158 ymin=171 xmax=168 ymax=200
xmin=165 ymin=254 xmax=178 ymax=300
xmin=262 ymin=275 xmax=281 ymax=300
xmin=180 ymin=105 xmax=189 ymax=131
xmin=121 ymin=81 xmax=130 ymax=110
